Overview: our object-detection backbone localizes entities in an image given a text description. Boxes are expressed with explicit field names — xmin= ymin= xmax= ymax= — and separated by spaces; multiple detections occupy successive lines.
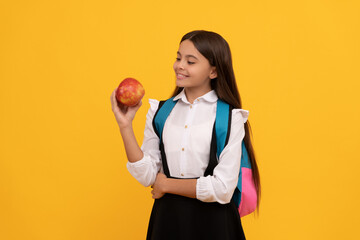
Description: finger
xmin=135 ymin=100 xmax=143 ymax=110
xmin=110 ymin=90 xmax=115 ymax=106
xmin=111 ymin=90 xmax=119 ymax=109
xmin=135 ymin=100 xmax=143 ymax=108
xmin=111 ymin=89 xmax=116 ymax=102
xmin=111 ymin=89 xmax=127 ymax=115
xmin=126 ymin=103 xmax=141 ymax=114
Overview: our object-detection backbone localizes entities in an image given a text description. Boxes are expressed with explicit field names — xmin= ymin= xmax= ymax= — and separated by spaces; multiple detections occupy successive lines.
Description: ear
xmin=209 ymin=66 xmax=217 ymax=79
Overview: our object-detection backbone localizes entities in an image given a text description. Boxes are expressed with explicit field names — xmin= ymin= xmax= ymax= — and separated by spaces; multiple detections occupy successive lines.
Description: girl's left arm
xmin=151 ymin=173 xmax=196 ymax=199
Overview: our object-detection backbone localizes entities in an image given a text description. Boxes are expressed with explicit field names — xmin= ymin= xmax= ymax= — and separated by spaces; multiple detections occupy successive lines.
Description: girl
xmin=110 ymin=30 xmax=260 ymax=240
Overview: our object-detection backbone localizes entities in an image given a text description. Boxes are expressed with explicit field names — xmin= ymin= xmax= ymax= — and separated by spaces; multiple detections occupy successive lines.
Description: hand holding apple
xmin=111 ymin=78 xmax=145 ymax=129
xmin=116 ymin=78 xmax=145 ymax=107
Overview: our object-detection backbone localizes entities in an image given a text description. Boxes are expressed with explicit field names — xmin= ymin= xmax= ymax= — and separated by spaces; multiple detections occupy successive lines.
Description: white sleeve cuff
xmin=196 ymin=176 xmax=225 ymax=203
xmin=126 ymin=153 xmax=158 ymax=187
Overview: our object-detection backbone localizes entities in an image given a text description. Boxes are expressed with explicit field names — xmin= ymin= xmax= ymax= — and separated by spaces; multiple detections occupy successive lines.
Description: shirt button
xmin=190 ymin=105 xmax=192 ymax=109
xmin=181 ymin=173 xmax=184 ymax=176
xmin=185 ymin=125 xmax=188 ymax=129
xmin=182 ymin=148 xmax=184 ymax=151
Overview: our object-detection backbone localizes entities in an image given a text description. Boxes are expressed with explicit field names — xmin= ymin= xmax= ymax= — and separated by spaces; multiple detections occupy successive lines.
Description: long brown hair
xmin=172 ymin=30 xmax=261 ymax=212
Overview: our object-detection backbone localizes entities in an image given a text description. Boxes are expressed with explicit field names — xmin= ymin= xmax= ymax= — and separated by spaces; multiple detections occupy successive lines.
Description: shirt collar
xmin=173 ymin=88 xmax=218 ymax=104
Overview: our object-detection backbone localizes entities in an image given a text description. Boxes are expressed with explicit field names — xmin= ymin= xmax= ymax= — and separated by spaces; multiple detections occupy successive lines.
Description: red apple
xmin=116 ymin=78 xmax=145 ymax=107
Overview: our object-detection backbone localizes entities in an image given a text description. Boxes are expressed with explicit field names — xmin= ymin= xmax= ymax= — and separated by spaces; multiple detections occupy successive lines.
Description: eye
xmin=175 ymin=57 xmax=180 ymax=61
xmin=188 ymin=61 xmax=195 ymax=65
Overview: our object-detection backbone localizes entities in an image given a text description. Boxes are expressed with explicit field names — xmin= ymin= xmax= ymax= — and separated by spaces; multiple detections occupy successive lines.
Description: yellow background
xmin=1 ymin=0 xmax=359 ymax=239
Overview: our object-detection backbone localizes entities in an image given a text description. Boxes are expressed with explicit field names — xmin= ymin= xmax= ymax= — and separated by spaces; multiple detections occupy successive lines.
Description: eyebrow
xmin=177 ymin=51 xmax=199 ymax=60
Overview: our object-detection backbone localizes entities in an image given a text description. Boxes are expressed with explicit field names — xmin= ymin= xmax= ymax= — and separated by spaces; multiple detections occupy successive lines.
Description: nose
xmin=173 ymin=58 xmax=185 ymax=72
xmin=177 ymin=60 xmax=185 ymax=70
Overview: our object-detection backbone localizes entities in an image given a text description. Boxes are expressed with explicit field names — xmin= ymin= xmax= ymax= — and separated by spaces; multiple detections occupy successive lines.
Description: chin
xmin=175 ymin=80 xmax=187 ymax=88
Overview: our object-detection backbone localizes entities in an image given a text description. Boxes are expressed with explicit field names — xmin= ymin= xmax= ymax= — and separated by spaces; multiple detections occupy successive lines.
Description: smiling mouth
xmin=176 ymin=73 xmax=188 ymax=80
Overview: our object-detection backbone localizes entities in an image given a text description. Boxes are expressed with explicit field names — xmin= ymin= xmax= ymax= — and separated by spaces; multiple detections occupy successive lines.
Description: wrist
xmin=161 ymin=177 xmax=170 ymax=194
xmin=119 ymin=123 xmax=133 ymax=133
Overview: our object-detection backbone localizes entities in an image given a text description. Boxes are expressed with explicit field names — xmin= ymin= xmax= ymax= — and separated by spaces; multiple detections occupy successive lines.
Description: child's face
xmin=173 ymin=40 xmax=217 ymax=93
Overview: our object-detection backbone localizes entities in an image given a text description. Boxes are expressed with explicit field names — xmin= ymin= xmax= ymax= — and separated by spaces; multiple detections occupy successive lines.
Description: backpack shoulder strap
xmin=215 ymin=99 xmax=232 ymax=158
xmin=152 ymin=97 xmax=177 ymax=178
xmin=152 ymin=97 xmax=177 ymax=141
xmin=216 ymin=101 xmax=253 ymax=209
xmin=205 ymin=99 xmax=232 ymax=176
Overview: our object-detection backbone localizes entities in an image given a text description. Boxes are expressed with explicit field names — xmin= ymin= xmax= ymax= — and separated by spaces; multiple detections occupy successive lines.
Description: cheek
xmin=173 ymin=62 xmax=178 ymax=71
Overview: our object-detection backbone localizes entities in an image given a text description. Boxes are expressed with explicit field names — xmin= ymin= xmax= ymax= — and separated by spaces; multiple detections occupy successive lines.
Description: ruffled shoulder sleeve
xmin=231 ymin=108 xmax=250 ymax=123
xmin=148 ymin=99 xmax=160 ymax=117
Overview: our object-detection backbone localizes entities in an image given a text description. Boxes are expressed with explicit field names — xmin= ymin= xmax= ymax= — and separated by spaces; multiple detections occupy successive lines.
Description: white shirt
xmin=127 ymin=89 xmax=249 ymax=204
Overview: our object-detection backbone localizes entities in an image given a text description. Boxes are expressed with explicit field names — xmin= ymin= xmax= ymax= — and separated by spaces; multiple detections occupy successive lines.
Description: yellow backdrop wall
xmin=1 ymin=0 xmax=359 ymax=239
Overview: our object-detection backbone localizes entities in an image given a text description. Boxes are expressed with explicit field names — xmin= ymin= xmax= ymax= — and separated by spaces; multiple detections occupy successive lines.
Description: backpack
xmin=152 ymin=97 xmax=257 ymax=217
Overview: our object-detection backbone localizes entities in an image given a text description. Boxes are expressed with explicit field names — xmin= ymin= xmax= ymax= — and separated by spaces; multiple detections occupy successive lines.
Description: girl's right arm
xmin=111 ymin=89 xmax=161 ymax=187
xmin=110 ymin=89 xmax=144 ymax=163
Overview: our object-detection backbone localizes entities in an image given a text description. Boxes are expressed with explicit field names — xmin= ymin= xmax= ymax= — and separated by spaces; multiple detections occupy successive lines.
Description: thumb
xmin=134 ymin=100 xmax=143 ymax=110
xmin=128 ymin=100 xmax=143 ymax=113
